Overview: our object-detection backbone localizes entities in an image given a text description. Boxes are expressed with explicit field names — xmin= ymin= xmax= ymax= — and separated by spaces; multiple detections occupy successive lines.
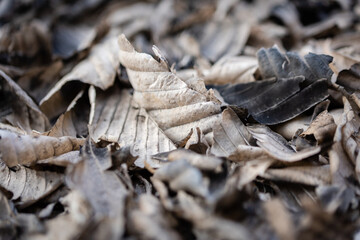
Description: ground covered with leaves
xmin=1 ymin=0 xmax=360 ymax=239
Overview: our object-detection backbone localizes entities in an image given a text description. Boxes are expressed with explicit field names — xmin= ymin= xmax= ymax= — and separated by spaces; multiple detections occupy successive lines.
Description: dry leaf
xmin=264 ymin=198 xmax=295 ymax=240
xmin=0 ymin=160 xmax=63 ymax=207
xmin=40 ymin=35 xmax=120 ymax=118
xmin=154 ymin=159 xmax=209 ymax=197
xmin=202 ymin=56 xmax=257 ymax=85
xmin=66 ymin=139 xmax=128 ymax=238
xmin=261 ymin=165 xmax=331 ymax=186
xmin=118 ymin=34 xmax=222 ymax=143
xmin=0 ymin=70 xmax=49 ymax=132
xmin=0 ymin=129 xmax=84 ymax=167
xmin=30 ymin=190 xmax=93 ymax=240
xmin=211 ymin=108 xmax=254 ymax=157
xmin=200 ymin=19 xmax=250 ymax=62
xmin=248 ymin=125 xmax=321 ymax=162
xmin=301 ymin=110 xmax=337 ymax=144
xmin=52 ymin=23 xmax=97 ymax=59
xmin=128 ymin=194 xmax=181 ymax=240
xmin=168 ymin=149 xmax=223 ymax=172
xmin=89 ymin=88 xmax=176 ymax=168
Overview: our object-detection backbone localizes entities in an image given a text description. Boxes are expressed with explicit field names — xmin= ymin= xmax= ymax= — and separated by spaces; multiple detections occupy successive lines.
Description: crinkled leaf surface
xmin=118 ymin=34 xmax=222 ymax=142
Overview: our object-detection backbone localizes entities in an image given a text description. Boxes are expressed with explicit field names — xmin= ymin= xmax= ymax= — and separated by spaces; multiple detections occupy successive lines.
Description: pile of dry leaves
xmin=1 ymin=0 xmax=360 ymax=239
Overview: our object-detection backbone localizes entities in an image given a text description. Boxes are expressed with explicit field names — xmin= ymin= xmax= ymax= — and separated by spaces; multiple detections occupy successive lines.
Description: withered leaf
xmin=66 ymin=139 xmax=128 ymax=238
xmin=0 ymin=129 xmax=84 ymax=167
xmin=336 ymin=63 xmax=360 ymax=92
xmin=40 ymin=35 xmax=120 ymax=118
xmin=248 ymin=125 xmax=321 ymax=162
xmin=0 ymin=160 xmax=63 ymax=207
xmin=89 ymin=88 xmax=176 ymax=168
xmin=211 ymin=108 xmax=254 ymax=158
xmin=0 ymin=70 xmax=49 ymax=132
xmin=0 ymin=20 xmax=51 ymax=65
xmin=154 ymin=159 xmax=209 ymax=197
xmin=257 ymin=46 xmax=333 ymax=84
xmin=128 ymin=194 xmax=181 ymax=240
xmin=118 ymin=34 xmax=222 ymax=143
xmin=168 ymin=149 xmax=223 ymax=172
xmin=300 ymin=110 xmax=337 ymax=144
xmin=202 ymin=56 xmax=258 ymax=85
xmin=30 ymin=190 xmax=93 ymax=240
xmin=264 ymin=198 xmax=295 ymax=240
xmin=214 ymin=46 xmax=332 ymax=124
xmin=175 ymin=191 xmax=252 ymax=240
xmin=261 ymin=165 xmax=331 ymax=186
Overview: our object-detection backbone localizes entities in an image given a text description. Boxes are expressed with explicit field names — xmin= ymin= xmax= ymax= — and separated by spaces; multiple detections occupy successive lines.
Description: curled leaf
xmin=211 ymin=108 xmax=254 ymax=158
xmin=0 ymin=70 xmax=49 ymax=132
xmin=0 ymin=129 xmax=84 ymax=167
xmin=261 ymin=165 xmax=331 ymax=186
xmin=248 ymin=125 xmax=321 ymax=162
xmin=0 ymin=161 xmax=63 ymax=207
xmin=40 ymin=35 xmax=120 ymax=118
xmin=118 ymin=34 xmax=222 ymax=143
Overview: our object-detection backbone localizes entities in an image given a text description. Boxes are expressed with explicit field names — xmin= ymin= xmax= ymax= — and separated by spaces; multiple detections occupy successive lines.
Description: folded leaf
xmin=0 ymin=70 xmax=49 ymax=132
xmin=211 ymin=108 xmax=254 ymax=158
xmin=0 ymin=129 xmax=84 ymax=167
xmin=118 ymin=34 xmax=222 ymax=142
xmin=261 ymin=165 xmax=331 ymax=186
xmin=40 ymin=35 xmax=120 ymax=119
xmin=248 ymin=125 xmax=321 ymax=162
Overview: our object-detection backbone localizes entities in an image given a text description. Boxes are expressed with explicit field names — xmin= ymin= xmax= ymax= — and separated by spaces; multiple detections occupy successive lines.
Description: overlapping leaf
xmin=89 ymin=88 xmax=176 ymax=168
xmin=118 ymin=34 xmax=222 ymax=143
xmin=214 ymin=47 xmax=332 ymax=124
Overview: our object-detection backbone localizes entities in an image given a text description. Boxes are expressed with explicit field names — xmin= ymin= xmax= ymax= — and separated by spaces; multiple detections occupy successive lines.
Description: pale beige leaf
xmin=168 ymin=149 xmax=223 ymax=172
xmin=248 ymin=125 xmax=321 ymax=162
xmin=211 ymin=108 xmax=254 ymax=157
xmin=202 ymin=56 xmax=257 ymax=85
xmin=118 ymin=34 xmax=222 ymax=143
xmin=0 ymin=70 xmax=49 ymax=133
xmin=261 ymin=165 xmax=331 ymax=186
xmin=40 ymin=35 xmax=120 ymax=118
xmin=154 ymin=159 xmax=208 ymax=197
xmin=330 ymin=98 xmax=358 ymax=185
xmin=228 ymin=145 xmax=272 ymax=162
xmin=0 ymin=129 xmax=85 ymax=167
xmin=274 ymin=109 xmax=343 ymax=140
xmin=301 ymin=110 xmax=337 ymax=144
xmin=0 ymin=161 xmax=63 ymax=207
xmin=236 ymin=158 xmax=275 ymax=188
xmin=264 ymin=198 xmax=295 ymax=240
xmin=89 ymin=89 xmax=176 ymax=168
xmin=37 ymin=151 xmax=82 ymax=167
